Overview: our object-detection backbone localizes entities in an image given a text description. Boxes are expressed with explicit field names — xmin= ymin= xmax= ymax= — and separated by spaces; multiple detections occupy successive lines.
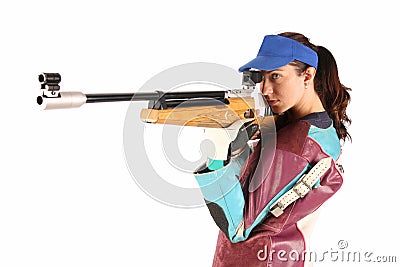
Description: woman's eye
xmin=271 ymin=73 xmax=280 ymax=80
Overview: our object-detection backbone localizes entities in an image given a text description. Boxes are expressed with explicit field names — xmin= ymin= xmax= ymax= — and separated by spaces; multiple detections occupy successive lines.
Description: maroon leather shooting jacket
xmin=194 ymin=116 xmax=343 ymax=267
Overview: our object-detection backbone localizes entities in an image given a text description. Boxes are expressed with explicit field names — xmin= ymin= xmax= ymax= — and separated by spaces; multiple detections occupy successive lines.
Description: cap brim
xmin=238 ymin=56 xmax=293 ymax=72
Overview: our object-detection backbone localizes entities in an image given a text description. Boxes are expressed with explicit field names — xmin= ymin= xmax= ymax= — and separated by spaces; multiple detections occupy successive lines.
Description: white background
xmin=1 ymin=0 xmax=399 ymax=266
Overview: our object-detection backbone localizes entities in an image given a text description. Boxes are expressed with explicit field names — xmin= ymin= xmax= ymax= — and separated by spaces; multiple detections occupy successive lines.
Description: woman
xmin=194 ymin=32 xmax=351 ymax=266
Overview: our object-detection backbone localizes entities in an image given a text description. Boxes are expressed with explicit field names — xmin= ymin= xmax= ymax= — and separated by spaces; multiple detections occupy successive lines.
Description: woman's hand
xmin=203 ymin=119 xmax=259 ymax=161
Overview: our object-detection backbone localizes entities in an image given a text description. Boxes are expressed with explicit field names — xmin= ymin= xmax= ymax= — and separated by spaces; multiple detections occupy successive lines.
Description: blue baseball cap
xmin=238 ymin=35 xmax=318 ymax=72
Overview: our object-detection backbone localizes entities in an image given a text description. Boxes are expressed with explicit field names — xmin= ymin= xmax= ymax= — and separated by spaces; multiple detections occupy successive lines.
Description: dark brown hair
xmin=278 ymin=32 xmax=352 ymax=142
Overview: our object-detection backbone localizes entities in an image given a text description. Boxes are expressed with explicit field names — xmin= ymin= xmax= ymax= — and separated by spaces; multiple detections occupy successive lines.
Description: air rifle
xmin=36 ymin=71 xmax=270 ymax=128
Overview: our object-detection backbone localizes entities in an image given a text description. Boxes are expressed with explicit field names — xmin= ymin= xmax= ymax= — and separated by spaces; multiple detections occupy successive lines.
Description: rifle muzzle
xmin=37 ymin=92 xmax=87 ymax=110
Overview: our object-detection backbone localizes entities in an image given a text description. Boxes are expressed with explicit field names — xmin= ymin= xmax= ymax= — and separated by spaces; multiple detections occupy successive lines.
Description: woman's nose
xmin=260 ymin=81 xmax=273 ymax=95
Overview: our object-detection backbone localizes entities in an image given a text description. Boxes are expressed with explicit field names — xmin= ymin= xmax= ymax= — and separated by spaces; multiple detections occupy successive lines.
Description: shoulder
xmin=276 ymin=120 xmax=310 ymax=155
xmin=301 ymin=111 xmax=341 ymax=160
xmin=276 ymin=113 xmax=341 ymax=160
xmin=308 ymin=124 xmax=341 ymax=160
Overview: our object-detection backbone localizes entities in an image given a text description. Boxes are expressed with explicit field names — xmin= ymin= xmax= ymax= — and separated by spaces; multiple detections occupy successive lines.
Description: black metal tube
xmin=163 ymin=91 xmax=226 ymax=100
xmin=164 ymin=98 xmax=229 ymax=108
xmin=85 ymin=91 xmax=226 ymax=103
xmin=86 ymin=92 xmax=157 ymax=103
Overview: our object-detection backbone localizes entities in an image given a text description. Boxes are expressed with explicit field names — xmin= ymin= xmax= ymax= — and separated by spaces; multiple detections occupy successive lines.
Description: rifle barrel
xmin=85 ymin=91 xmax=227 ymax=103
xmin=37 ymin=90 xmax=228 ymax=110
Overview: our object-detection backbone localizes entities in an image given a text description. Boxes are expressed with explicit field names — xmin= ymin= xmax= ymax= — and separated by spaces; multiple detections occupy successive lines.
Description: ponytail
xmin=278 ymin=32 xmax=352 ymax=142
xmin=314 ymin=45 xmax=351 ymax=141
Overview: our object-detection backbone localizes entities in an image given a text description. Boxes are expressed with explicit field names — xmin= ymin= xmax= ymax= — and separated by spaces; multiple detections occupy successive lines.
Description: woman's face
xmin=260 ymin=64 xmax=306 ymax=114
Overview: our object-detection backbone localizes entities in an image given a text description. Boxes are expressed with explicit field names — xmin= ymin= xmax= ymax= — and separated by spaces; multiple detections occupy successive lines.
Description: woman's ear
xmin=304 ymin=67 xmax=316 ymax=83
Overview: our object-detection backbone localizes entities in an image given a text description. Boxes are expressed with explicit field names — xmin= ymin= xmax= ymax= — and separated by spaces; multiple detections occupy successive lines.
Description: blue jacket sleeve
xmin=194 ymin=150 xmax=248 ymax=241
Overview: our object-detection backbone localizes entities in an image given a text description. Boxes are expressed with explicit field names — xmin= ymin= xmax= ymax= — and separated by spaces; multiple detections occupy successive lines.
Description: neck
xmin=287 ymin=89 xmax=325 ymax=122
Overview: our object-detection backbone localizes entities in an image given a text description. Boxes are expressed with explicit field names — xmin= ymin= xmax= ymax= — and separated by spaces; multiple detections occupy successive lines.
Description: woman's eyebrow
xmin=262 ymin=68 xmax=285 ymax=74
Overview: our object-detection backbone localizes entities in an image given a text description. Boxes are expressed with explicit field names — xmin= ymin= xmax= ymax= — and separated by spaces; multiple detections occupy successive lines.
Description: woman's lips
xmin=267 ymin=100 xmax=279 ymax=106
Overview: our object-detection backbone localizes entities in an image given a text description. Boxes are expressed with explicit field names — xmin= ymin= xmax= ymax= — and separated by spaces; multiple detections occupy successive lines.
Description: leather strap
xmin=270 ymin=157 xmax=332 ymax=217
